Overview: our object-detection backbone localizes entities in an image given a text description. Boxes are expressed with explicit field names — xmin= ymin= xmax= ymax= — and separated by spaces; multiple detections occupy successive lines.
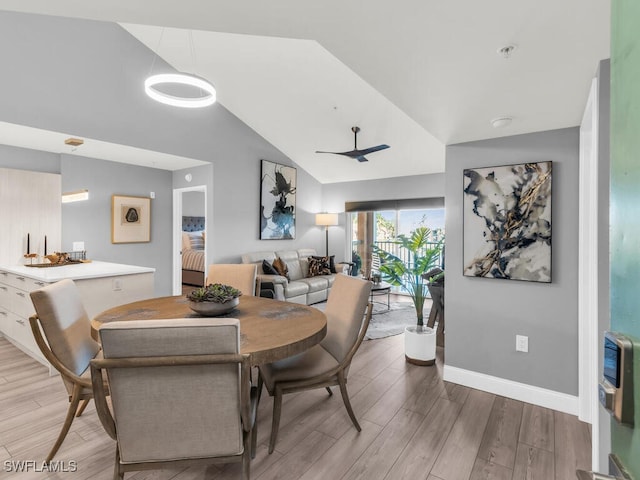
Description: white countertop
xmin=0 ymin=261 xmax=155 ymax=282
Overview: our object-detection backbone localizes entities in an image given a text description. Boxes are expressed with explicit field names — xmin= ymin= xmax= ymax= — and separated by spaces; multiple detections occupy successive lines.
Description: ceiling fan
xmin=316 ymin=126 xmax=390 ymax=162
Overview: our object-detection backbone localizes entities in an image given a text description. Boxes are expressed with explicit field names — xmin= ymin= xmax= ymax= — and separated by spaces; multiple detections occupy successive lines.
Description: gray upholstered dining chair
xmin=90 ymin=318 xmax=257 ymax=480
xmin=206 ymin=264 xmax=258 ymax=296
xmin=29 ymin=278 xmax=104 ymax=464
xmin=256 ymin=274 xmax=373 ymax=454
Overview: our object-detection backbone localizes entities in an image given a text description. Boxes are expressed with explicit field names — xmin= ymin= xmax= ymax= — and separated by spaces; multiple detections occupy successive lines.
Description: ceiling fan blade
xmin=357 ymin=144 xmax=390 ymax=156
xmin=316 ymin=150 xmax=349 ymax=155
xmin=316 ymin=150 xmax=359 ymax=157
xmin=316 ymin=128 xmax=389 ymax=162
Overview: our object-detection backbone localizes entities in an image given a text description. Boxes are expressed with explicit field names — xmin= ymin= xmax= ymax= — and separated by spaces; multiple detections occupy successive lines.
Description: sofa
xmin=241 ymin=249 xmax=348 ymax=305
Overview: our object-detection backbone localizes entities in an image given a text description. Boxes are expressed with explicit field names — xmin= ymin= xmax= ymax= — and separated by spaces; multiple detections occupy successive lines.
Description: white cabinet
xmin=0 ymin=167 xmax=61 ymax=266
xmin=0 ymin=271 xmax=46 ymax=364
xmin=0 ymin=263 xmax=155 ymax=369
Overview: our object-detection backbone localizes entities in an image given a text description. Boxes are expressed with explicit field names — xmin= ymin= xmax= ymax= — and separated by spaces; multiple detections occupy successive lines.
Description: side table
xmin=370 ymin=281 xmax=391 ymax=313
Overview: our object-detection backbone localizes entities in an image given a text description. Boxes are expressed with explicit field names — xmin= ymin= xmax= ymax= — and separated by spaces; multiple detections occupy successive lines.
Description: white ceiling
xmin=1 ymin=1 xmax=611 ymax=183
xmin=0 ymin=122 xmax=208 ymax=171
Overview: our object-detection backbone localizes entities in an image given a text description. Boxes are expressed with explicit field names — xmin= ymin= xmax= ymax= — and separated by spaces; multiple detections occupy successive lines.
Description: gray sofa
xmin=241 ymin=249 xmax=347 ymax=304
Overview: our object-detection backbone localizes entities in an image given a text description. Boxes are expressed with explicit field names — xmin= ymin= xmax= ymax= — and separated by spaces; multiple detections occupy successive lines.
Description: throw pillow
xmin=308 ymin=256 xmax=331 ymax=277
xmin=262 ymin=259 xmax=279 ymax=275
xmin=182 ymin=232 xmax=191 ymax=251
xmin=272 ymin=257 xmax=290 ymax=280
xmin=329 ymin=255 xmax=337 ymax=273
xmin=311 ymin=255 xmax=336 ymax=274
xmin=183 ymin=231 xmax=204 ymax=250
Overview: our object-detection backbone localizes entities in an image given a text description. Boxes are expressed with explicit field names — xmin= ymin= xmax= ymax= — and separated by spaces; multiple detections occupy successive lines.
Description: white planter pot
xmin=404 ymin=325 xmax=436 ymax=366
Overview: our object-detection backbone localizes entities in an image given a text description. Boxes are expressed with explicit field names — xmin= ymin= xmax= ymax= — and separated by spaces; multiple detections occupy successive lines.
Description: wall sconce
xmin=62 ymin=189 xmax=89 ymax=203
xmin=315 ymin=213 xmax=339 ymax=256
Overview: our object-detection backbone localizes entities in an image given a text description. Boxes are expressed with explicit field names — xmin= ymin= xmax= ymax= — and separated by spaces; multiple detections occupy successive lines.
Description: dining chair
xmin=256 ymin=274 xmax=373 ymax=454
xmin=29 ymin=278 xmax=103 ymax=463
xmin=206 ymin=264 xmax=258 ymax=296
xmin=91 ymin=318 xmax=258 ymax=480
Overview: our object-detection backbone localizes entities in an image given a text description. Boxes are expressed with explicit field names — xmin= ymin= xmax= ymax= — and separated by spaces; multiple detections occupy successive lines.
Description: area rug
xmin=314 ymin=301 xmax=426 ymax=340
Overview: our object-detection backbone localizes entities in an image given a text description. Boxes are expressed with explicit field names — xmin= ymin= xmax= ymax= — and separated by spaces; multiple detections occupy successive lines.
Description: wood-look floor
xmin=0 ymin=334 xmax=591 ymax=480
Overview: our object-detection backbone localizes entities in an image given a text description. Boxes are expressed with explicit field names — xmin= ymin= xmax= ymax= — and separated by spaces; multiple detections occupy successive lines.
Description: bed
xmin=182 ymin=216 xmax=206 ymax=286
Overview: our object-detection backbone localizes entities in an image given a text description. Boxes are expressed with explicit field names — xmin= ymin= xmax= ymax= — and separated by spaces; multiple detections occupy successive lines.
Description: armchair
xmin=29 ymin=279 xmax=104 ymax=463
xmin=256 ymin=275 xmax=372 ymax=453
xmin=91 ymin=318 xmax=257 ymax=480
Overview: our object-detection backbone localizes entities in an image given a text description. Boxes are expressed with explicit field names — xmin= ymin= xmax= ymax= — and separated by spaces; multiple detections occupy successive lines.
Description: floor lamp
xmin=315 ymin=213 xmax=339 ymax=256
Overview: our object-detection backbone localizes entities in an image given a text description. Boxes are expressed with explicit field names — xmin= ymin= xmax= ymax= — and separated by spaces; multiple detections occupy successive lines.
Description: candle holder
xmin=23 ymin=253 xmax=38 ymax=265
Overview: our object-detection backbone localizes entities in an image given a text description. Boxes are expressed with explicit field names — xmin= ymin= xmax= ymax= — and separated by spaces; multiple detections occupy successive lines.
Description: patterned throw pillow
xmin=312 ymin=255 xmax=336 ymax=274
xmin=272 ymin=257 xmax=290 ymax=280
xmin=307 ymin=256 xmax=331 ymax=277
xmin=262 ymin=259 xmax=279 ymax=275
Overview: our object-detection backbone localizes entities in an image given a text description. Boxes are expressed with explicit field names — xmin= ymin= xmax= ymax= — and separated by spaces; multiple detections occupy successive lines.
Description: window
xmin=349 ymin=204 xmax=444 ymax=282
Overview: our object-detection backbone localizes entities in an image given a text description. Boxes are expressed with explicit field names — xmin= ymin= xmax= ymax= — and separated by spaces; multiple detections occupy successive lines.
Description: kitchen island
xmin=0 ymin=261 xmax=155 ymax=369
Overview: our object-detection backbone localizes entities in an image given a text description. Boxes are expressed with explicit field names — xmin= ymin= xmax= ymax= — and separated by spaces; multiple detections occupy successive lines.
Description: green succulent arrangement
xmin=187 ymin=283 xmax=242 ymax=303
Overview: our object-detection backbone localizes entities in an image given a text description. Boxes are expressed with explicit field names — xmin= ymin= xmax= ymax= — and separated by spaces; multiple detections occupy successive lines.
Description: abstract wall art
xmin=111 ymin=194 xmax=151 ymax=243
xmin=260 ymin=160 xmax=296 ymax=240
xmin=463 ymin=161 xmax=552 ymax=282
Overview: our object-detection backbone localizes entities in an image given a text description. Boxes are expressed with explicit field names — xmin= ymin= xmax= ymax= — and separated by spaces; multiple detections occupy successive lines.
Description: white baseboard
xmin=443 ymin=365 xmax=579 ymax=416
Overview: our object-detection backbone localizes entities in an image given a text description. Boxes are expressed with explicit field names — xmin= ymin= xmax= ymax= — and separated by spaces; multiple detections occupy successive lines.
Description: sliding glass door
xmin=349 ymin=207 xmax=445 ymax=280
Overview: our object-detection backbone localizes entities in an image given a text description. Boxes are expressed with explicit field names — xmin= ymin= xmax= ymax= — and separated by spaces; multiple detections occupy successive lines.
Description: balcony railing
xmin=354 ymin=240 xmax=444 ymax=270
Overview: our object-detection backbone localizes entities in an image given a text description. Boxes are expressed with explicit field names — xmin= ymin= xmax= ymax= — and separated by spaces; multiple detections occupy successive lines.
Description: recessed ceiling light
xmin=497 ymin=45 xmax=517 ymax=59
xmin=491 ymin=117 xmax=513 ymax=128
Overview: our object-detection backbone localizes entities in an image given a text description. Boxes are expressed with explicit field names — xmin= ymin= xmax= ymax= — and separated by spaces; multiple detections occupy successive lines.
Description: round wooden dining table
xmin=91 ymin=295 xmax=327 ymax=365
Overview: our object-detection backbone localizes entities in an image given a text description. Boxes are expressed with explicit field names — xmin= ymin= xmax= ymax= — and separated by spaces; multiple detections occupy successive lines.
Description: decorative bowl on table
xmin=186 ymin=283 xmax=242 ymax=317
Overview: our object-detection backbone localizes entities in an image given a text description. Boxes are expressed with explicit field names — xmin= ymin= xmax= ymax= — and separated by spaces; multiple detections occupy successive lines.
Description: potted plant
xmin=372 ymin=227 xmax=444 ymax=365
xmin=351 ymin=250 xmax=362 ymax=277
xmin=186 ymin=283 xmax=242 ymax=316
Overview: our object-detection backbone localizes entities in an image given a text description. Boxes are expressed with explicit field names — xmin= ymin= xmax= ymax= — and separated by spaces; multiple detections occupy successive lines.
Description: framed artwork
xmin=463 ymin=161 xmax=552 ymax=282
xmin=260 ymin=160 xmax=296 ymax=240
xmin=111 ymin=195 xmax=151 ymax=244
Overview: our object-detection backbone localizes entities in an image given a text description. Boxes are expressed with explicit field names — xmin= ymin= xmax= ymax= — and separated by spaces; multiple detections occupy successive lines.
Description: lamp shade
xmin=315 ymin=213 xmax=339 ymax=227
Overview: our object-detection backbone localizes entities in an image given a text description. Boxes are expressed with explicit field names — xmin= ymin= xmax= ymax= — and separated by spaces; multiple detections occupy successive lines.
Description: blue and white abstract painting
xmin=463 ymin=161 xmax=552 ymax=283
xmin=260 ymin=160 xmax=296 ymax=240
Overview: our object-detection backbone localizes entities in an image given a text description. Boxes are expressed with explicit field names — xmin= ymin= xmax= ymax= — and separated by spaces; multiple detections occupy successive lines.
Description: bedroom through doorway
xmin=173 ymin=185 xmax=207 ymax=296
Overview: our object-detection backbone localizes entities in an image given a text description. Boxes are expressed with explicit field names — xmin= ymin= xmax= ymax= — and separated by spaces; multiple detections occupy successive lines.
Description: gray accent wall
xmin=0 ymin=11 xmax=327 ymax=285
xmin=321 ymin=173 xmax=445 ymax=262
xmin=0 ymin=144 xmax=60 ymax=173
xmin=61 ymin=155 xmax=173 ymax=295
xmin=445 ymin=128 xmax=579 ymax=395
xmin=0 ymin=11 xmax=218 ymax=160
xmin=182 ymin=191 xmax=205 ymax=217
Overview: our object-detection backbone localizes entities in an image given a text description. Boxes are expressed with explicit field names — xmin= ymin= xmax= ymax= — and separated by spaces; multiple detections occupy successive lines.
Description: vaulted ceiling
xmin=1 ymin=1 xmax=610 ymax=183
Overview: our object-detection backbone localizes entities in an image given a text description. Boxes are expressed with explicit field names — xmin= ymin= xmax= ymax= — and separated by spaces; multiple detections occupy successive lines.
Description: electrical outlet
xmin=150 ymin=192 xmax=156 ymax=199
xmin=516 ymin=335 xmax=529 ymax=353
xmin=72 ymin=241 xmax=84 ymax=251
xmin=113 ymin=278 xmax=123 ymax=291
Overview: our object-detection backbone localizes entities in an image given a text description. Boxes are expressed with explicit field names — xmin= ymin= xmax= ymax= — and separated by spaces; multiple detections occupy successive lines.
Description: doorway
xmin=172 ymin=185 xmax=207 ymax=296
